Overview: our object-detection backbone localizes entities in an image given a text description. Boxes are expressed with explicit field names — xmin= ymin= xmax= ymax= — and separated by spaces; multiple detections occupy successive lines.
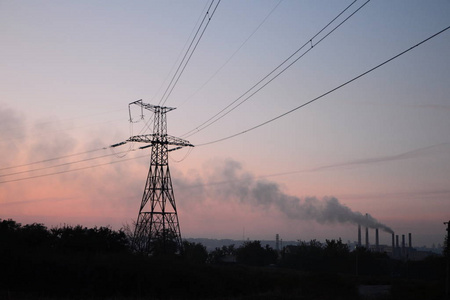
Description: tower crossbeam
xmin=127 ymin=134 xmax=193 ymax=148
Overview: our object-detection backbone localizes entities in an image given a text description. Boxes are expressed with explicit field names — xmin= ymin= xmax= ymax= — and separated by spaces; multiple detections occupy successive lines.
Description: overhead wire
xmin=158 ymin=0 xmax=221 ymax=107
xmin=149 ymin=0 xmax=211 ymax=104
xmin=0 ymin=117 xmax=125 ymax=143
xmin=169 ymin=147 xmax=193 ymax=163
xmin=1 ymin=100 xmax=161 ymax=178
xmin=2 ymin=1 xmax=360 ymax=175
xmin=0 ymin=1 xmax=222 ymax=182
xmin=111 ymin=121 xmax=136 ymax=158
xmin=176 ymin=0 xmax=284 ymax=109
xmin=180 ymin=0 xmax=362 ymax=139
xmin=0 ymin=153 xmax=149 ymax=184
xmin=0 ymin=147 xmax=108 ymax=172
xmin=0 ymin=119 xmax=154 ymax=182
xmin=194 ymin=24 xmax=450 ymax=147
xmin=4 ymin=5 xmax=447 ymax=183
xmin=0 ymin=149 xmax=137 ymax=178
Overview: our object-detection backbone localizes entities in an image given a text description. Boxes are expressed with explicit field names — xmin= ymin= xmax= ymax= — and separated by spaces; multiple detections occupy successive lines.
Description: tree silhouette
xmin=208 ymin=244 xmax=236 ymax=264
xmin=182 ymin=241 xmax=208 ymax=264
xmin=236 ymin=241 xmax=277 ymax=266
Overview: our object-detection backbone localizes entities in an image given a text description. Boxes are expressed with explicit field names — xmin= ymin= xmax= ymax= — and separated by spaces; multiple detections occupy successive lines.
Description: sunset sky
xmin=1 ymin=0 xmax=449 ymax=248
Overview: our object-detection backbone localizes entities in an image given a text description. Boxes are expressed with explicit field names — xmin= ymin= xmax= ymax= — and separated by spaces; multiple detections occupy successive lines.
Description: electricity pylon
xmin=127 ymin=100 xmax=193 ymax=255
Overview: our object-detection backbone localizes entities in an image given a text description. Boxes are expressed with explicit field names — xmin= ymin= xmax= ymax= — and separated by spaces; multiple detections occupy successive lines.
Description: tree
xmin=0 ymin=219 xmax=22 ymax=256
xmin=236 ymin=241 xmax=277 ymax=266
xmin=21 ymin=223 xmax=51 ymax=250
xmin=50 ymin=224 xmax=129 ymax=254
xmin=182 ymin=241 xmax=208 ymax=264
xmin=444 ymin=232 xmax=449 ymax=258
xmin=285 ymin=239 xmax=324 ymax=271
xmin=324 ymin=238 xmax=349 ymax=258
xmin=208 ymin=244 xmax=236 ymax=264
xmin=324 ymin=238 xmax=350 ymax=273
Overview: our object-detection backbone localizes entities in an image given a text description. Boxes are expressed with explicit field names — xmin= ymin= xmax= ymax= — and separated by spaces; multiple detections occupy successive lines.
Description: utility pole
xmin=445 ymin=220 xmax=450 ymax=299
xmin=127 ymin=100 xmax=193 ymax=255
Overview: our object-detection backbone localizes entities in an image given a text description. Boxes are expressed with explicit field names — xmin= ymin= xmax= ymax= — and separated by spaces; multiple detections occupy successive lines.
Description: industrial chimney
xmin=375 ymin=228 xmax=379 ymax=251
xmin=396 ymin=235 xmax=399 ymax=257
xmin=365 ymin=226 xmax=369 ymax=249
xmin=391 ymin=233 xmax=395 ymax=257
xmin=365 ymin=214 xmax=369 ymax=249
xmin=408 ymin=233 xmax=412 ymax=249
xmin=358 ymin=224 xmax=362 ymax=247
xmin=402 ymin=234 xmax=405 ymax=257
xmin=276 ymin=234 xmax=280 ymax=252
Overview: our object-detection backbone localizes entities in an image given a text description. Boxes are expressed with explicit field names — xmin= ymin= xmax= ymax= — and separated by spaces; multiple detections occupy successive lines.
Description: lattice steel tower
xmin=127 ymin=100 xmax=193 ymax=255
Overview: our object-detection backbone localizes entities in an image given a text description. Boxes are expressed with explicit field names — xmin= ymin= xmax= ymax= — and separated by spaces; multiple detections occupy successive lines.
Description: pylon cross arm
xmin=127 ymin=134 xmax=194 ymax=147
xmin=130 ymin=99 xmax=176 ymax=113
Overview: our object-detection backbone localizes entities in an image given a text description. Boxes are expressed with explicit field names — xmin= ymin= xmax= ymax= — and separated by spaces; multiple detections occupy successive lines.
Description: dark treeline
xmin=0 ymin=219 xmax=446 ymax=299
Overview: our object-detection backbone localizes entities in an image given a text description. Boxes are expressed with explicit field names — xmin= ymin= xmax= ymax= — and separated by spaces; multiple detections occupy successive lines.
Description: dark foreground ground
xmin=0 ymin=252 xmax=445 ymax=300
xmin=0 ymin=220 xmax=446 ymax=299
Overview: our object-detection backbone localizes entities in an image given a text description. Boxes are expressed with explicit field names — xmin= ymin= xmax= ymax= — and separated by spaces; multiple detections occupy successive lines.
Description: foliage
xmin=147 ymin=230 xmax=181 ymax=256
xmin=280 ymin=239 xmax=324 ymax=271
xmin=182 ymin=240 xmax=208 ymax=264
xmin=235 ymin=240 xmax=278 ymax=266
xmin=444 ymin=232 xmax=449 ymax=258
xmin=324 ymin=238 xmax=349 ymax=258
xmin=0 ymin=218 xmax=129 ymax=256
xmin=280 ymin=239 xmax=393 ymax=275
xmin=0 ymin=219 xmax=446 ymax=299
xmin=51 ymin=224 xmax=129 ymax=254
xmin=208 ymin=244 xmax=236 ymax=264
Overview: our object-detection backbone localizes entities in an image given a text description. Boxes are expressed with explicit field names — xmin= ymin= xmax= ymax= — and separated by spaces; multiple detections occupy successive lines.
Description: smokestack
xmin=358 ymin=224 xmax=361 ymax=247
xmin=396 ymin=235 xmax=399 ymax=257
xmin=395 ymin=234 xmax=400 ymax=251
xmin=365 ymin=214 xmax=369 ymax=249
xmin=375 ymin=228 xmax=379 ymax=251
xmin=391 ymin=233 xmax=395 ymax=257
xmin=365 ymin=226 xmax=369 ymax=248
xmin=402 ymin=234 xmax=405 ymax=257
xmin=276 ymin=234 xmax=280 ymax=252
xmin=408 ymin=233 xmax=412 ymax=249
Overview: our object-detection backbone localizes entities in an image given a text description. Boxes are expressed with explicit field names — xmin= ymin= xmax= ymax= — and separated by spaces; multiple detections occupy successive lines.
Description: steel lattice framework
xmin=128 ymin=100 xmax=193 ymax=255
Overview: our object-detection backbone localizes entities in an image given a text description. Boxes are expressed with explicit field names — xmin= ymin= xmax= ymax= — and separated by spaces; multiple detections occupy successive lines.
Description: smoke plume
xmin=176 ymin=159 xmax=393 ymax=233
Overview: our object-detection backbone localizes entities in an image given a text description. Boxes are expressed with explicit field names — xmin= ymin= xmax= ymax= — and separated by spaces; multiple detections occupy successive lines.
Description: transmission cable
xmin=177 ymin=0 xmax=284 ymax=109
xmin=0 ymin=149 xmax=138 ymax=178
xmin=0 ymin=153 xmax=149 ymax=184
xmin=0 ymin=147 xmax=108 ymax=172
xmin=194 ymin=24 xmax=450 ymax=147
xmin=158 ymin=0 xmax=221 ymax=106
xmin=150 ymin=0 xmax=211 ymax=104
xmin=169 ymin=147 xmax=194 ymax=163
xmin=180 ymin=0 xmax=362 ymax=138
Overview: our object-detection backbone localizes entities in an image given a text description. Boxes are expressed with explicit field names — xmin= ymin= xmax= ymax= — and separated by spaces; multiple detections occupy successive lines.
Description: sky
xmin=1 ymin=0 xmax=449 ymax=248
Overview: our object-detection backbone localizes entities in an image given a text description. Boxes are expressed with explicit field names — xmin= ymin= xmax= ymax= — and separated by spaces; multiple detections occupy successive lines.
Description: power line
xmin=0 ymin=153 xmax=149 ymax=185
xmin=158 ymin=0 xmax=221 ymax=106
xmin=180 ymin=0 xmax=362 ymax=138
xmin=195 ymin=24 xmax=450 ymax=147
xmin=174 ymin=143 xmax=449 ymax=189
xmin=0 ymin=117 xmax=125 ymax=143
xmin=149 ymin=0 xmax=211 ymax=104
xmin=0 ymin=135 xmax=139 ymax=174
xmin=1 ymin=0 xmax=362 ymax=173
xmin=0 ymin=147 xmax=108 ymax=172
xmin=177 ymin=0 xmax=284 ymax=109
xmin=0 ymin=149 xmax=136 ymax=178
